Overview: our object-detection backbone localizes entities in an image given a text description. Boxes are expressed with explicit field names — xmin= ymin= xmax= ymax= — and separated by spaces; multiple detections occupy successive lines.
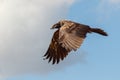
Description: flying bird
xmin=44 ymin=20 xmax=108 ymax=64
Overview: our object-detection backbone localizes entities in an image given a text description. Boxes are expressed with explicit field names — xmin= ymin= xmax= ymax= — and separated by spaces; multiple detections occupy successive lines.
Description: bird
xmin=43 ymin=20 xmax=108 ymax=64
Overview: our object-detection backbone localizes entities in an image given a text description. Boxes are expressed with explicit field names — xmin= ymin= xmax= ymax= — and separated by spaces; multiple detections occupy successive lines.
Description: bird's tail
xmin=89 ymin=28 xmax=108 ymax=36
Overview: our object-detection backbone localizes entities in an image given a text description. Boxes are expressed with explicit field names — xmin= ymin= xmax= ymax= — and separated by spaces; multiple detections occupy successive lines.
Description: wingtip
xmin=105 ymin=33 xmax=108 ymax=36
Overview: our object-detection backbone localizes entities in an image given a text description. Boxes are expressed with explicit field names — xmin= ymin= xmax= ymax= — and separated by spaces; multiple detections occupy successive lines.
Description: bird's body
xmin=44 ymin=20 xmax=108 ymax=64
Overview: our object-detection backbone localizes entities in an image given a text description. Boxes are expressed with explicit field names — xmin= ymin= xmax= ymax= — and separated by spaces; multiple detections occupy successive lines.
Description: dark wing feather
xmin=43 ymin=30 xmax=70 ymax=64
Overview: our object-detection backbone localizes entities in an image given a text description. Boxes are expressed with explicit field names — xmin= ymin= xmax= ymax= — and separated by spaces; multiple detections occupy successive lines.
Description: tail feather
xmin=90 ymin=28 xmax=108 ymax=36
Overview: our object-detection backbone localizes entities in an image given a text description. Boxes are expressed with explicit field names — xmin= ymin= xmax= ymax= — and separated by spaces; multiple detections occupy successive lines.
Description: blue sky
xmin=2 ymin=0 xmax=120 ymax=80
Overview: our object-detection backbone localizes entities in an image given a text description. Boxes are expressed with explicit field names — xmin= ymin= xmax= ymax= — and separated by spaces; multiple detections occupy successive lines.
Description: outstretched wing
xmin=43 ymin=30 xmax=71 ymax=64
xmin=44 ymin=21 xmax=90 ymax=64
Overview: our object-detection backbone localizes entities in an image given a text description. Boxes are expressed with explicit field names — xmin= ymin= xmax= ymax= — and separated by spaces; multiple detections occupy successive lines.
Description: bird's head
xmin=51 ymin=20 xmax=66 ymax=29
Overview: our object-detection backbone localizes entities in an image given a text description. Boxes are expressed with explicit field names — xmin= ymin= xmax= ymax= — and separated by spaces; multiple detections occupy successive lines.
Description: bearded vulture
xmin=43 ymin=20 xmax=108 ymax=64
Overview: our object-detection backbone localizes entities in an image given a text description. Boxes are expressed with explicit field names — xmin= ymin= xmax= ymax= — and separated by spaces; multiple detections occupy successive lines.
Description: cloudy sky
xmin=0 ymin=0 xmax=120 ymax=80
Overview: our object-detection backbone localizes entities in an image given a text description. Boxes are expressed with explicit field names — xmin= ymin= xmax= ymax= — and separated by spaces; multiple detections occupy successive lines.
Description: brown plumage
xmin=43 ymin=20 xmax=108 ymax=64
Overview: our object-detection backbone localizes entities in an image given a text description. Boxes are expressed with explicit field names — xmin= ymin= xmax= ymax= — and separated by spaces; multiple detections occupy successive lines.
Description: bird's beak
xmin=50 ymin=27 xmax=55 ymax=29
xmin=50 ymin=24 xmax=57 ymax=29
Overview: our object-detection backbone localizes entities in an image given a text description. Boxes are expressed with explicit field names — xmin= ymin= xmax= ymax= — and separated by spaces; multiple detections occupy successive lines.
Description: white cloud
xmin=98 ymin=0 xmax=120 ymax=8
xmin=0 ymin=0 xmax=86 ymax=78
xmin=108 ymin=0 xmax=120 ymax=4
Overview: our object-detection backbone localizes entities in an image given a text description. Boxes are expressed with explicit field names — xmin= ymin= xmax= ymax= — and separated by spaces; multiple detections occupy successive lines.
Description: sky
xmin=0 ymin=0 xmax=120 ymax=80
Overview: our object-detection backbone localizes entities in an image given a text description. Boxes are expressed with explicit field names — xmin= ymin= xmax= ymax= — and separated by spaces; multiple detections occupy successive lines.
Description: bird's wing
xmin=44 ymin=30 xmax=71 ymax=64
xmin=44 ymin=22 xmax=89 ymax=64
xmin=59 ymin=22 xmax=89 ymax=51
